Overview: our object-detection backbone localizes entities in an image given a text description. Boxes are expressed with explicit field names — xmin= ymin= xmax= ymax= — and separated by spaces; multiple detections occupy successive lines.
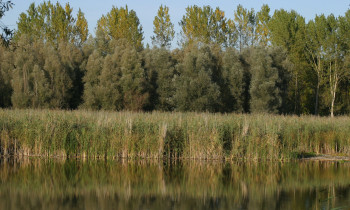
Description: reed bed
xmin=0 ymin=109 xmax=349 ymax=160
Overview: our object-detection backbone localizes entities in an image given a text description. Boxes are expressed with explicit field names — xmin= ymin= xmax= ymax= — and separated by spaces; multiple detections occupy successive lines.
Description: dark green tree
xmin=143 ymin=47 xmax=176 ymax=111
xmin=248 ymin=47 xmax=281 ymax=113
xmin=174 ymin=45 xmax=220 ymax=112
xmin=269 ymin=9 xmax=308 ymax=114
xmin=221 ymin=47 xmax=245 ymax=112
xmin=0 ymin=44 xmax=13 ymax=107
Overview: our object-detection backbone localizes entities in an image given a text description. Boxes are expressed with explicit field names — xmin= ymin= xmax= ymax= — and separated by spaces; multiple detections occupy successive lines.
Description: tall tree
xmin=15 ymin=1 xmax=88 ymax=46
xmin=256 ymin=4 xmax=271 ymax=47
xmin=97 ymin=6 xmax=143 ymax=50
xmin=306 ymin=15 xmax=328 ymax=115
xmin=269 ymin=9 xmax=307 ymax=114
xmin=11 ymin=35 xmax=83 ymax=109
xmin=324 ymin=14 xmax=349 ymax=117
xmin=180 ymin=5 xmax=231 ymax=47
xmin=143 ymin=47 xmax=176 ymax=111
xmin=248 ymin=47 xmax=281 ymax=113
xmin=0 ymin=44 xmax=13 ymax=107
xmin=82 ymin=40 xmax=149 ymax=111
xmin=75 ymin=9 xmax=89 ymax=46
xmin=221 ymin=47 xmax=245 ymax=112
xmin=234 ymin=5 xmax=257 ymax=52
xmin=174 ymin=45 xmax=220 ymax=112
xmin=152 ymin=5 xmax=175 ymax=48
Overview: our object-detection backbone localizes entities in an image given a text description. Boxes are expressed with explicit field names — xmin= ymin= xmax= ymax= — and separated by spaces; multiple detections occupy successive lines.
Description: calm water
xmin=0 ymin=158 xmax=349 ymax=210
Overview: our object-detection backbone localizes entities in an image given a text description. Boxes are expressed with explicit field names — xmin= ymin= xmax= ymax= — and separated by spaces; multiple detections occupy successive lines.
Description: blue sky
xmin=1 ymin=0 xmax=349 ymax=47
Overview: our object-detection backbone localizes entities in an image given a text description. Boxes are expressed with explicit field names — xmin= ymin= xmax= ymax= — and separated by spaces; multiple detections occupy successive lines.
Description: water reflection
xmin=0 ymin=158 xmax=349 ymax=210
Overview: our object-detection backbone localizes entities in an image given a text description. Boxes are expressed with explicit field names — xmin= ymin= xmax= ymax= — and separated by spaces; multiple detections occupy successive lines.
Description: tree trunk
xmin=330 ymin=94 xmax=335 ymax=118
xmin=315 ymin=79 xmax=319 ymax=115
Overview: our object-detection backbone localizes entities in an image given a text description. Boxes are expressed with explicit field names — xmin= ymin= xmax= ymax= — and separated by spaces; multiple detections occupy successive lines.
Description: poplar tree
xmin=234 ymin=5 xmax=257 ymax=52
xmin=256 ymin=4 xmax=271 ymax=46
xmin=97 ymin=6 xmax=143 ymax=50
xmin=306 ymin=15 xmax=328 ymax=115
xmin=16 ymin=2 xmax=88 ymax=46
xmin=180 ymin=5 xmax=231 ymax=47
xmin=324 ymin=14 xmax=349 ymax=117
xmin=269 ymin=9 xmax=307 ymax=114
xmin=152 ymin=5 xmax=175 ymax=48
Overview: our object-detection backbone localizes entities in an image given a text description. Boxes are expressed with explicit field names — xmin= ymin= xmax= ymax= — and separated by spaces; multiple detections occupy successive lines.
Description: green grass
xmin=0 ymin=109 xmax=349 ymax=160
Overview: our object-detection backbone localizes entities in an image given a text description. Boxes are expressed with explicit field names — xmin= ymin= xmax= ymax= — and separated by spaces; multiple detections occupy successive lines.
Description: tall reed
xmin=0 ymin=109 xmax=349 ymax=160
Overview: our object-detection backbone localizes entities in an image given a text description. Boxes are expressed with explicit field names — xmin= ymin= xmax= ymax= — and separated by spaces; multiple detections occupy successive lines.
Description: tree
xmin=0 ymin=44 xmax=13 ymax=107
xmin=174 ymin=45 xmax=220 ymax=112
xmin=143 ymin=47 xmax=176 ymax=111
xmin=324 ymin=14 xmax=349 ymax=117
xmin=11 ymin=35 xmax=83 ymax=109
xmin=269 ymin=9 xmax=308 ymax=114
xmin=248 ymin=47 xmax=281 ymax=113
xmin=306 ymin=15 xmax=328 ymax=115
xmin=0 ymin=0 xmax=13 ymax=46
xmin=221 ymin=47 xmax=245 ymax=112
xmin=180 ymin=5 xmax=231 ymax=47
xmin=75 ymin=9 xmax=89 ymax=46
xmin=82 ymin=40 xmax=149 ymax=111
xmin=234 ymin=5 xmax=257 ymax=52
xmin=11 ymin=36 xmax=47 ymax=108
xmin=97 ymin=6 xmax=143 ymax=50
xmin=152 ymin=5 xmax=175 ymax=48
xmin=15 ymin=2 xmax=88 ymax=46
xmin=81 ymin=50 xmax=104 ymax=109
xmin=256 ymin=4 xmax=271 ymax=47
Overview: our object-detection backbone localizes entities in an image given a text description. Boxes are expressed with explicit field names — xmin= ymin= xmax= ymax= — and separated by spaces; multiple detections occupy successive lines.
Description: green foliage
xmin=234 ymin=4 xmax=257 ymax=51
xmin=82 ymin=41 xmax=149 ymax=111
xmin=221 ymin=47 xmax=245 ymax=112
xmin=248 ymin=47 xmax=281 ymax=113
xmin=174 ymin=45 xmax=221 ymax=112
xmin=152 ymin=5 xmax=175 ymax=48
xmin=15 ymin=1 xmax=88 ymax=46
xmin=0 ymin=44 xmax=13 ymax=107
xmin=97 ymin=6 xmax=143 ymax=50
xmin=269 ymin=9 xmax=309 ymax=114
xmin=1 ymin=3 xmax=350 ymax=116
xmin=256 ymin=4 xmax=271 ymax=46
xmin=180 ymin=5 xmax=232 ymax=47
xmin=143 ymin=47 xmax=176 ymax=111
xmin=11 ymin=36 xmax=83 ymax=109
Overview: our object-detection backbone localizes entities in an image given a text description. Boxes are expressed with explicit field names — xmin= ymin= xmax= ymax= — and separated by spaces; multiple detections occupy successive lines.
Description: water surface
xmin=0 ymin=158 xmax=349 ymax=210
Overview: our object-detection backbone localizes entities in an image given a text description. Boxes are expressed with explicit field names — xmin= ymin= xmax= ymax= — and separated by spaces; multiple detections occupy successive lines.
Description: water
xmin=0 ymin=158 xmax=349 ymax=210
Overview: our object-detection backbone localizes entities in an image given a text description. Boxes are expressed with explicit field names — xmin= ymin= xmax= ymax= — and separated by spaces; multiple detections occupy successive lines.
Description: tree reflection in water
xmin=0 ymin=158 xmax=349 ymax=210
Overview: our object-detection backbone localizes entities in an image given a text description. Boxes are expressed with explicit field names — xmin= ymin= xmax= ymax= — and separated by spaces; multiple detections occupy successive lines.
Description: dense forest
xmin=1 ymin=1 xmax=350 ymax=116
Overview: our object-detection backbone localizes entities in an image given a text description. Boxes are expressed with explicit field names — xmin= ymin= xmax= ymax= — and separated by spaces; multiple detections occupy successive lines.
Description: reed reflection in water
xmin=0 ymin=158 xmax=349 ymax=210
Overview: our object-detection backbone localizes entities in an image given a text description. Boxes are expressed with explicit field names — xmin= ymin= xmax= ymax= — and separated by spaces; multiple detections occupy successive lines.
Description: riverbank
xmin=0 ymin=109 xmax=349 ymax=160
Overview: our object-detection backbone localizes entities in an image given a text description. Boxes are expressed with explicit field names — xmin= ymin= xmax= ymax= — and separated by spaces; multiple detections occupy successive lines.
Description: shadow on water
xmin=0 ymin=157 xmax=349 ymax=210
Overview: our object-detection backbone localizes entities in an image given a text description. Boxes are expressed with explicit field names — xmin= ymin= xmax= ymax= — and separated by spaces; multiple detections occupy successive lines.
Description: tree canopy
xmin=1 ymin=2 xmax=350 ymax=116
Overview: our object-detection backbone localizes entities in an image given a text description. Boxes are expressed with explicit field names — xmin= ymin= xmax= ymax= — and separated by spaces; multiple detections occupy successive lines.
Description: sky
xmin=1 ymin=0 xmax=350 ymax=47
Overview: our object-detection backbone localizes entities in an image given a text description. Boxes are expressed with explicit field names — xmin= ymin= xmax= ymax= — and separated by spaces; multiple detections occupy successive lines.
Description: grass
xmin=0 ymin=109 xmax=349 ymax=160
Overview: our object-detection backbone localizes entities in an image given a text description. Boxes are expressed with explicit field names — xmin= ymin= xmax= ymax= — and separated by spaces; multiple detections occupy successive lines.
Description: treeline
xmin=1 ymin=2 xmax=350 ymax=115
